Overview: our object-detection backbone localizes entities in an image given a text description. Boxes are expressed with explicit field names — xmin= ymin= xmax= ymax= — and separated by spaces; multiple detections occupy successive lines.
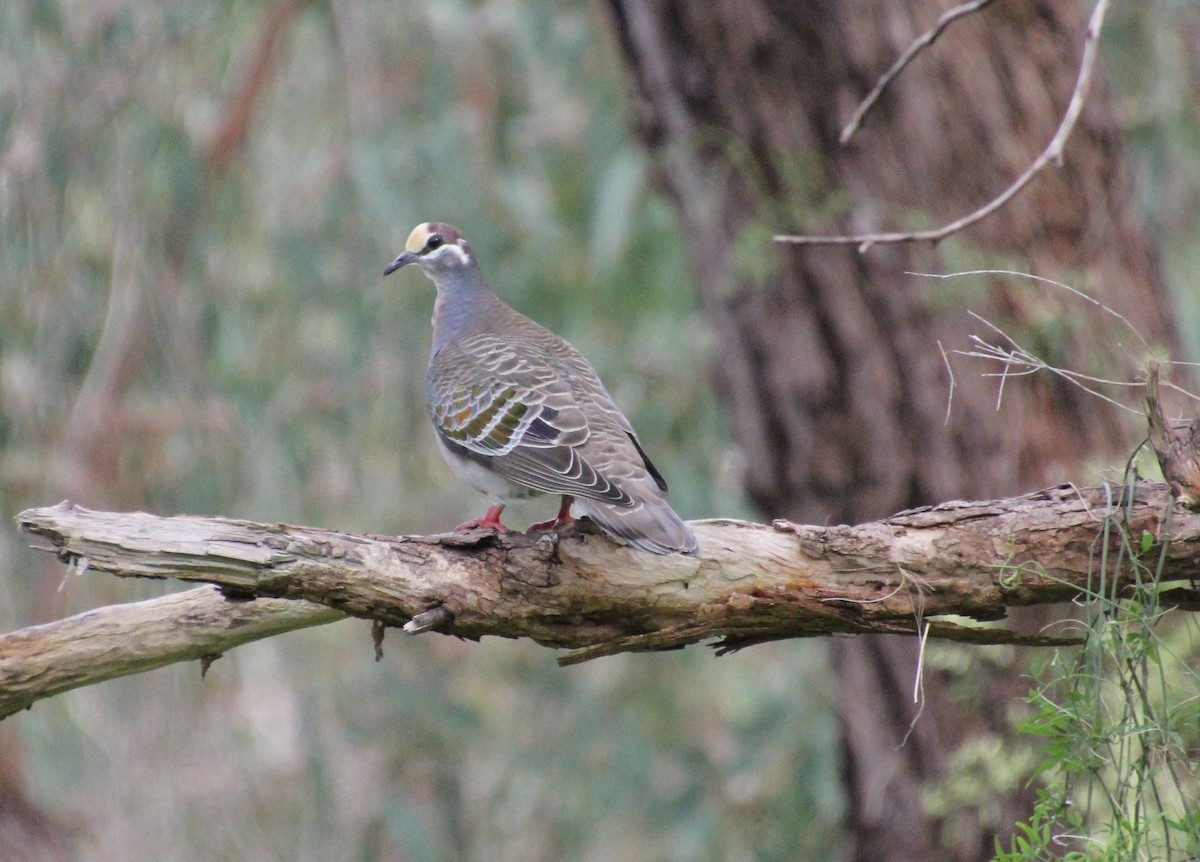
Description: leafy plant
xmin=997 ymin=479 xmax=1200 ymax=861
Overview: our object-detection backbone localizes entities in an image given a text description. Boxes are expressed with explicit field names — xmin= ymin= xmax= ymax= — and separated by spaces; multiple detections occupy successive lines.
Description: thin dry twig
xmin=914 ymin=269 xmax=1151 ymax=351
xmin=775 ymin=0 xmax=1111 ymax=253
xmin=938 ymin=339 xmax=956 ymax=424
xmin=840 ymin=0 xmax=999 ymax=144
xmin=959 ymin=315 xmax=1142 ymax=415
xmin=913 ymin=620 xmax=930 ymax=706
xmin=901 ymin=606 xmax=930 ymax=748
xmin=921 ymin=269 xmax=1200 ymax=420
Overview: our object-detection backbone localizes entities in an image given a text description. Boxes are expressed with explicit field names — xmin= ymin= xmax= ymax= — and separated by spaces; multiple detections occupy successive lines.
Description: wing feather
xmin=428 ymin=332 xmax=642 ymax=506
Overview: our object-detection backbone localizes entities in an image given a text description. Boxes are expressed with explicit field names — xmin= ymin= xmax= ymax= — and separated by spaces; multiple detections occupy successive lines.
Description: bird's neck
xmin=430 ymin=266 xmax=506 ymax=354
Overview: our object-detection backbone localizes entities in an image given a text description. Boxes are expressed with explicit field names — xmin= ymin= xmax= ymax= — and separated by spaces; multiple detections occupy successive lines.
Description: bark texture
xmin=0 ymin=586 xmax=343 ymax=720
xmin=602 ymin=1 xmax=1178 ymax=859
xmin=6 ymin=485 xmax=1199 ymax=721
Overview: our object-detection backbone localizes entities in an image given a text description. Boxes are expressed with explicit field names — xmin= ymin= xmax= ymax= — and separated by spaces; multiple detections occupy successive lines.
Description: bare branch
xmin=913 ymin=269 xmax=1152 ymax=352
xmin=938 ymin=339 xmax=956 ymax=424
xmin=0 ymin=586 xmax=342 ymax=720
xmin=5 ymin=482 xmax=1200 ymax=715
xmin=775 ymin=0 xmax=1111 ymax=252
xmin=926 ymin=270 xmax=1200 ymax=425
xmin=839 ymin=0 xmax=999 ymax=145
xmin=958 ymin=313 xmax=1144 ymax=416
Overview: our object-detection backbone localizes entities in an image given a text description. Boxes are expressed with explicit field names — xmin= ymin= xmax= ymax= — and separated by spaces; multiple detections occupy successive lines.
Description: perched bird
xmin=384 ymin=222 xmax=698 ymax=556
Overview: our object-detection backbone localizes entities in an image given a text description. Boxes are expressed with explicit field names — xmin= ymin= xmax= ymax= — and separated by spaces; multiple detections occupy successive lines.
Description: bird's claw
xmin=455 ymin=504 xmax=508 ymax=533
xmin=528 ymin=514 xmax=575 ymax=532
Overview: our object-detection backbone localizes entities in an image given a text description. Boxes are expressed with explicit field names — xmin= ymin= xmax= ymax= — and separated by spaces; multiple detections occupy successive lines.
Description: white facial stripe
xmin=426 ymin=243 xmax=470 ymax=266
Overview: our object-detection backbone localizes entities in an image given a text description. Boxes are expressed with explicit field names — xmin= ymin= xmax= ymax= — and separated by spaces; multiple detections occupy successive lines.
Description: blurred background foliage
xmin=0 ymin=1 xmax=1197 ymax=860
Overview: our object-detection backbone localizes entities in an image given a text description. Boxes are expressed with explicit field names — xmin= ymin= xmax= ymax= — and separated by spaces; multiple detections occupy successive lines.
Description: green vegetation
xmin=995 ymin=479 xmax=1200 ymax=861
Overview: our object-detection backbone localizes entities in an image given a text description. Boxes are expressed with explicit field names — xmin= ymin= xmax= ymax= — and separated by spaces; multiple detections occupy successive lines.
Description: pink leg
xmin=455 ymin=503 xmax=508 ymax=532
xmin=529 ymin=496 xmax=575 ymax=532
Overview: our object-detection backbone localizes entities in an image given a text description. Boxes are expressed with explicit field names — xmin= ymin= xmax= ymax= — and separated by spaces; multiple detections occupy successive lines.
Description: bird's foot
xmin=455 ymin=505 xmax=508 ymax=533
xmin=528 ymin=513 xmax=575 ymax=532
xmin=529 ymin=496 xmax=575 ymax=532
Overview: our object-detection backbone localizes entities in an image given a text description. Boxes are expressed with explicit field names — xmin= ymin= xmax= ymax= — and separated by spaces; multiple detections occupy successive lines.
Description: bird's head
xmin=383 ymin=222 xmax=473 ymax=280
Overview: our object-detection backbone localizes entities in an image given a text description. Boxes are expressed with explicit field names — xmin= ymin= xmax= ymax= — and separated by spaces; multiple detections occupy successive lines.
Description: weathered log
xmin=4 ymin=482 xmax=1197 ymax=719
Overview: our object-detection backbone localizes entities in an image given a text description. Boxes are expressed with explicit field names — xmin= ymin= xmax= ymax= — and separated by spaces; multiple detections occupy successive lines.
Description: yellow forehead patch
xmin=405 ymin=223 xmax=433 ymax=253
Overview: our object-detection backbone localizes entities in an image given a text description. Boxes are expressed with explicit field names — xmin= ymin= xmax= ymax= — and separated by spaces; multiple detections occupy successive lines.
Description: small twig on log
xmin=404 ymin=605 xmax=454 ymax=635
xmin=839 ymin=0 xmax=999 ymax=145
xmin=1145 ymin=361 xmax=1200 ymax=508
xmin=775 ymin=0 xmax=1111 ymax=252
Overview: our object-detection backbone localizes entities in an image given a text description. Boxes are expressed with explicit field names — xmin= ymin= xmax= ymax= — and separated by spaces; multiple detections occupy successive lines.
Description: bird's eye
xmin=426 ymin=234 xmax=444 ymax=251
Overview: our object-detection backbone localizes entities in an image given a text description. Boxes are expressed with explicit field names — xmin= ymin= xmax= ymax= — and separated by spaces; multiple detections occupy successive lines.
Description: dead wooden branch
xmin=0 ymin=586 xmax=341 ymax=719
xmin=775 ymin=0 xmax=1110 ymax=251
xmin=4 ymin=481 xmax=1199 ymax=718
xmin=839 ymin=0 xmax=999 ymax=145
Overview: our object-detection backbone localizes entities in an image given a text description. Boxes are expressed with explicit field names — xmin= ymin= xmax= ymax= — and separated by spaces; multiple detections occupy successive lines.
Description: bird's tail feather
xmin=574 ymin=497 xmax=699 ymax=556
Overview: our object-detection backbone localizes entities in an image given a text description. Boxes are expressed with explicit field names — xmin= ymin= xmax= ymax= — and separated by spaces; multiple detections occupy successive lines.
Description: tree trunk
xmin=602 ymin=1 xmax=1178 ymax=859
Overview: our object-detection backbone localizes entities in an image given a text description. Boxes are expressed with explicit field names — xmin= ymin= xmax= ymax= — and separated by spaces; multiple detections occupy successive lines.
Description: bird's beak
xmin=383 ymin=251 xmax=418 ymax=276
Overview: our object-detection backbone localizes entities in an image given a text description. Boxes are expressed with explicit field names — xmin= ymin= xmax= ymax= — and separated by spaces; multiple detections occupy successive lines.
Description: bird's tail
xmin=574 ymin=497 xmax=699 ymax=556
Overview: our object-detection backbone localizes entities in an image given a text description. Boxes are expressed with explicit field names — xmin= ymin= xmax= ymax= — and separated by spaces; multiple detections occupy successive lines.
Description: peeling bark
xmin=5 ymin=483 xmax=1197 ymax=720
